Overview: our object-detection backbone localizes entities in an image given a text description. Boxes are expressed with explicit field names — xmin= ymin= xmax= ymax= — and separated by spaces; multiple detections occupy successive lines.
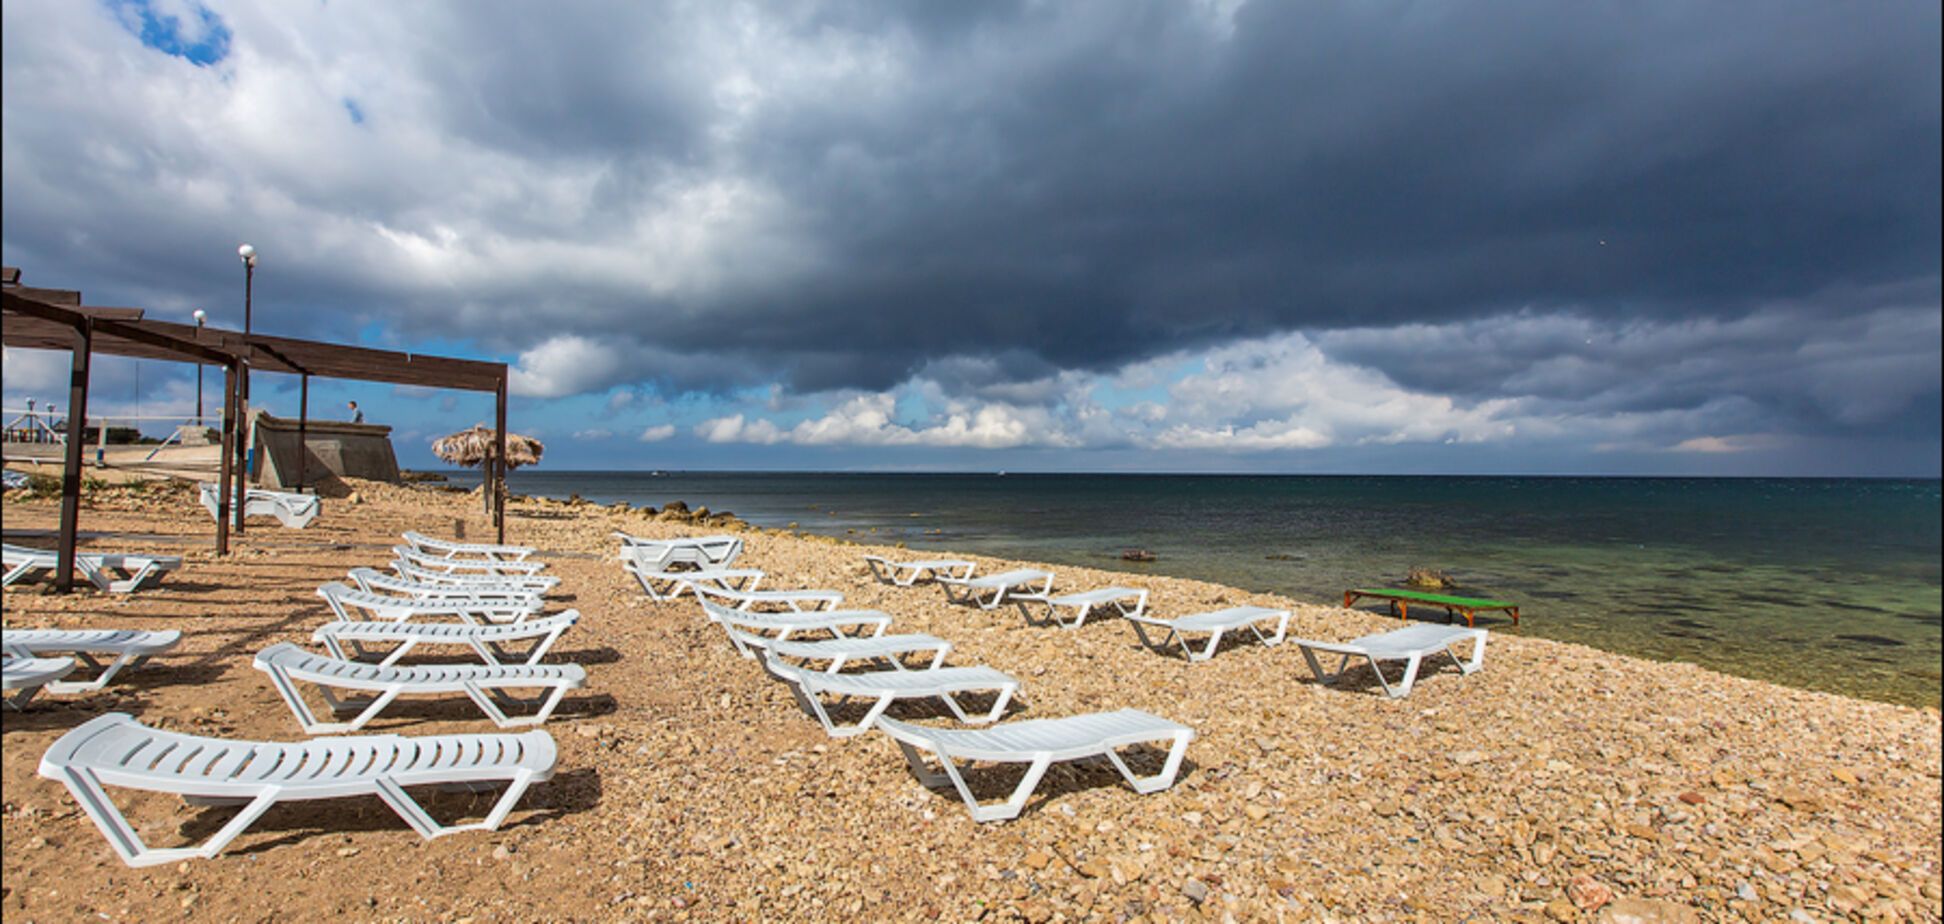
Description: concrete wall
xmin=251 ymin=409 xmax=400 ymax=489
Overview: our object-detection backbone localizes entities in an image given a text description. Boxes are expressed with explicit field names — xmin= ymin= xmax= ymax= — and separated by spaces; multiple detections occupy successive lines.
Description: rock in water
xmin=1406 ymin=567 xmax=1456 ymax=589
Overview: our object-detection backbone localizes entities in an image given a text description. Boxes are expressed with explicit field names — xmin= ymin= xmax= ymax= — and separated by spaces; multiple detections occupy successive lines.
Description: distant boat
xmin=996 ymin=470 xmax=1007 ymax=477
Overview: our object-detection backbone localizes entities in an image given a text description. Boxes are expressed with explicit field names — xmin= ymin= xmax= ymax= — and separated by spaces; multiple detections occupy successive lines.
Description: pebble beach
xmin=2 ymin=478 xmax=1939 ymax=923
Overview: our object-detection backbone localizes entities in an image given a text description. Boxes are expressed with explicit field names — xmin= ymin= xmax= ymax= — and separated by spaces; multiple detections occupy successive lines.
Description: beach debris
xmin=1121 ymin=549 xmax=1157 ymax=562
xmin=1405 ymin=566 xmax=1458 ymax=589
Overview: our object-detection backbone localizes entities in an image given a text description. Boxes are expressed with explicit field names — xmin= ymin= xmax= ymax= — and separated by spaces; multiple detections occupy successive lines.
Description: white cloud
xmin=697 ymin=393 xmax=1077 ymax=450
xmin=508 ymin=335 xmax=627 ymax=398
xmin=572 ymin=427 xmax=614 ymax=440
xmin=637 ymin=424 xmax=675 ymax=442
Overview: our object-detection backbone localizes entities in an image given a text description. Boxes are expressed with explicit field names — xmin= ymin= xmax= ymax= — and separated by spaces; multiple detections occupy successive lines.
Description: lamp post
xmin=192 ymin=309 xmax=207 ymax=420
xmin=235 ymin=243 xmax=258 ymax=533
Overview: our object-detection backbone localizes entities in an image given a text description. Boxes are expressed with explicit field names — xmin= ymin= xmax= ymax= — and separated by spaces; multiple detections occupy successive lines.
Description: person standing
xmin=347 ymin=400 xmax=364 ymax=424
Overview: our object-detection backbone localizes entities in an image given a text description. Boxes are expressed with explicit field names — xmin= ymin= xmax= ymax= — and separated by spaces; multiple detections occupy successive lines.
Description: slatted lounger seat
xmin=878 ymin=709 xmax=1194 ymax=822
xmin=863 ymin=555 xmax=976 ymax=587
xmin=702 ymin=599 xmax=892 ymax=657
xmin=1 ymin=628 xmax=182 ymax=692
xmin=613 ymin=532 xmax=744 ymax=570
xmin=253 ymin=643 xmax=586 ymax=733
xmin=938 ymin=568 xmax=1055 ymax=610
xmin=2 ymin=543 xmax=181 ymax=593
xmin=312 ymin=611 xmax=581 ymax=667
xmin=392 ymin=558 xmax=560 ymax=594
xmin=349 ymin=568 xmax=545 ymax=608
xmin=319 ymin=582 xmax=541 ymax=626
xmin=753 ymin=650 xmax=1021 ymax=738
xmin=757 ymin=632 xmax=954 ymax=673
xmin=622 ymin=558 xmax=764 ymax=601
xmin=692 ymin=581 xmax=844 ymax=613
xmin=1124 ymin=605 xmax=1292 ymax=662
xmin=393 ymin=546 xmax=548 ymax=578
xmin=1344 ymin=588 xmax=1522 ymax=626
xmin=4 ymin=655 xmax=77 ymax=709
xmin=198 ymin=482 xmax=320 ymax=528
xmin=1293 ymin=624 xmax=1488 ymax=698
xmin=39 ymin=713 xmax=556 ymax=867
xmin=1011 ymin=586 xmax=1149 ymax=629
xmin=402 ymin=531 xmax=536 ymax=562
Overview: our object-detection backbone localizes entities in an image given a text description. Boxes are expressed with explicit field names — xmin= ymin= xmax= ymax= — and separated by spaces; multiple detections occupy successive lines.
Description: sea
xmin=446 ymin=471 xmax=1942 ymax=708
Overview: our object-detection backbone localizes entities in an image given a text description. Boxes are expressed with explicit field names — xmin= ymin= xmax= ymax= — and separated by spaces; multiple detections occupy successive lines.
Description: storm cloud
xmin=2 ymin=0 xmax=1937 ymax=472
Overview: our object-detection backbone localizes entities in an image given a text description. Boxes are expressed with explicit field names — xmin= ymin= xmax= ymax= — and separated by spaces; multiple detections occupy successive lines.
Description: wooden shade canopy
xmin=2 ymin=267 xmax=513 ymax=591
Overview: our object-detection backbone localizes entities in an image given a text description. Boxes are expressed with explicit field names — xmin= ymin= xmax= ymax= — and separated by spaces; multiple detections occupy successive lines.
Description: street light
xmin=238 ymin=244 xmax=257 ymax=334
xmin=192 ymin=309 xmax=207 ymax=420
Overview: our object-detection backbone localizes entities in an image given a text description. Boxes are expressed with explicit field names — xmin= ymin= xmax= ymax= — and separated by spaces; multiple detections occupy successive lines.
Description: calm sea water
xmin=452 ymin=471 xmax=1942 ymax=707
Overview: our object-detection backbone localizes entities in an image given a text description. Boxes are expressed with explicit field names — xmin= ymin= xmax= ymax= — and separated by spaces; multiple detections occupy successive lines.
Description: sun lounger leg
xmin=57 ymin=768 xmax=282 ymax=867
xmin=1189 ymin=630 xmax=1225 ymax=662
xmin=5 ymin=685 xmax=46 ymax=710
xmin=471 ymin=682 xmax=573 ymax=727
xmin=897 ymin=740 xmax=1052 ymax=823
xmin=373 ymin=773 xmax=534 ymax=840
xmin=1101 ymin=731 xmax=1193 ymax=794
xmin=1372 ymin=655 xmax=1423 ymax=699
xmin=937 ymin=684 xmax=1016 ymax=725
xmin=45 ymin=651 xmax=138 ymax=694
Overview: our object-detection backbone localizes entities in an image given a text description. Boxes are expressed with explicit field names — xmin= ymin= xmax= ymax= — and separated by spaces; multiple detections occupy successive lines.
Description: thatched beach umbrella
xmin=433 ymin=424 xmax=544 ymax=512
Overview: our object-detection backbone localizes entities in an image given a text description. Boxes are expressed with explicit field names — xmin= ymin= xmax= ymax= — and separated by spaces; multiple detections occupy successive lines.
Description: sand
xmin=2 ymin=478 xmax=1939 ymax=922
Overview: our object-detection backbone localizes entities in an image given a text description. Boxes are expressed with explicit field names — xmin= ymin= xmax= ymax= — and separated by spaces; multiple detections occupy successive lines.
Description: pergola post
xmin=215 ymin=365 xmax=237 ymax=555
xmin=232 ymin=368 xmax=248 ymax=534
xmin=494 ymin=369 xmax=508 ymax=544
xmin=54 ymin=316 xmax=93 ymax=593
xmin=296 ymin=373 xmax=309 ymax=492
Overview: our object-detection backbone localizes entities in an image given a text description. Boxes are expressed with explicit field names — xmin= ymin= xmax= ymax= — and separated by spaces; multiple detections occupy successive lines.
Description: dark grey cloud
xmin=2 ymin=0 xmax=1937 ymax=466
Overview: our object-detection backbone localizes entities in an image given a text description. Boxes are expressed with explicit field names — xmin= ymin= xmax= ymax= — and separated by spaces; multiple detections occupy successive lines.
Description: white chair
xmin=4 ymin=655 xmax=77 ymax=709
xmin=701 ymin=598 xmax=890 ymax=657
xmin=3 ymin=543 xmax=181 ymax=594
xmin=938 ymin=568 xmax=1055 ymax=610
xmin=1124 ymin=605 xmax=1291 ymax=662
xmin=402 ymin=531 xmax=536 ymax=562
xmin=863 ymin=555 xmax=976 ymax=587
xmin=318 ymin=582 xmax=540 ymax=626
xmin=198 ymin=482 xmax=320 ymax=528
xmin=392 ymin=546 xmax=547 ymax=577
xmin=312 ymin=611 xmax=580 ymax=668
xmin=613 ymin=532 xmax=743 ymax=570
xmin=1011 ymin=586 xmax=1149 ymax=629
xmin=253 ymin=643 xmax=586 ymax=733
xmin=1 ymin=628 xmax=182 ymax=692
xmin=1292 ymin=624 xmax=1488 ymax=698
xmin=692 ymin=580 xmax=844 ymax=613
xmin=349 ymin=568 xmax=544 ymax=608
xmin=391 ymin=558 xmax=560 ymax=594
xmin=878 ymin=709 xmax=1194 ymax=822
xmin=622 ymin=559 xmax=764 ymax=601
xmin=732 ymin=629 xmax=1019 ymax=738
xmin=747 ymin=631 xmax=954 ymax=673
xmin=39 ymin=713 xmax=555 ymax=867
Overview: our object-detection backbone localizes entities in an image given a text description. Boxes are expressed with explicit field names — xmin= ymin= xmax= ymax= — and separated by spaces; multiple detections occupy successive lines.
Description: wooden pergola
xmin=2 ymin=267 xmax=513 ymax=592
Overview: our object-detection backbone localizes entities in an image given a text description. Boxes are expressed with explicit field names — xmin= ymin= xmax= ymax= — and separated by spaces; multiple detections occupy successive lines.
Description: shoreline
xmin=2 ymin=478 xmax=1939 ymax=921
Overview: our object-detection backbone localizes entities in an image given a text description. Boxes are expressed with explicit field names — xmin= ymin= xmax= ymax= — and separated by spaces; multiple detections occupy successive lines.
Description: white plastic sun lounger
xmin=878 ymin=709 xmax=1194 ymax=822
xmin=614 ymin=532 xmax=744 ymax=570
xmin=198 ymin=482 xmax=320 ymax=528
xmin=622 ymin=559 xmax=764 ymax=601
xmin=402 ymin=531 xmax=536 ymax=562
xmin=863 ymin=555 xmax=976 ymax=587
xmin=702 ymin=599 xmax=891 ymax=656
xmin=393 ymin=546 xmax=547 ymax=577
xmin=1293 ymin=624 xmax=1488 ymax=698
xmin=1011 ymin=586 xmax=1150 ymax=629
xmin=755 ymin=652 xmax=1020 ymax=738
xmin=254 ymin=643 xmax=586 ymax=733
xmin=349 ymin=568 xmax=544 ymax=608
xmin=3 ymin=543 xmax=181 ymax=594
xmin=392 ymin=558 xmax=560 ymax=594
xmin=692 ymin=581 xmax=844 ymax=613
xmin=4 ymin=655 xmax=77 ymax=709
xmin=319 ymin=582 xmax=540 ymax=626
xmin=938 ymin=568 xmax=1054 ymax=610
xmin=1 ymin=628 xmax=182 ymax=693
xmin=1125 ymin=605 xmax=1291 ymax=662
xmin=742 ymin=631 xmax=954 ymax=673
xmin=312 ymin=611 xmax=581 ymax=668
xmin=39 ymin=712 xmax=555 ymax=867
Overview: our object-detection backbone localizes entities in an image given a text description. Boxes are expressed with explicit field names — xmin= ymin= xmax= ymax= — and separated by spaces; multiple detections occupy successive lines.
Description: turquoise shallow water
xmin=456 ymin=472 xmax=1942 ymax=708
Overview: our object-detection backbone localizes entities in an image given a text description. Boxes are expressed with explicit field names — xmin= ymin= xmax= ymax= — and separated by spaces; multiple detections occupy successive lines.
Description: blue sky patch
xmin=109 ymin=0 xmax=231 ymax=67
xmin=343 ymin=98 xmax=365 ymax=124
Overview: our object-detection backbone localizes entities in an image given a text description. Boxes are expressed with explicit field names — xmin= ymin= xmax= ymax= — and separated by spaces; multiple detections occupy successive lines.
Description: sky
xmin=2 ymin=0 xmax=1939 ymax=476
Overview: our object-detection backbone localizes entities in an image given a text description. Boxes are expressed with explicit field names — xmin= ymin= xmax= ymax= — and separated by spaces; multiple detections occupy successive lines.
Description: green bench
xmin=1343 ymin=588 xmax=1521 ymax=626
